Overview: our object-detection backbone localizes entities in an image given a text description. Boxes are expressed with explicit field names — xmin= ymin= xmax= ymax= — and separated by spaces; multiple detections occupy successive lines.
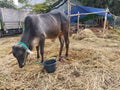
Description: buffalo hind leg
xmin=58 ymin=36 xmax=64 ymax=61
xmin=40 ymin=39 xmax=45 ymax=63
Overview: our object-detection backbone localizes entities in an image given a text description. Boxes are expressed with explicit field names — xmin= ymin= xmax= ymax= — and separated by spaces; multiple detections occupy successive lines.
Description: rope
xmin=17 ymin=42 xmax=29 ymax=49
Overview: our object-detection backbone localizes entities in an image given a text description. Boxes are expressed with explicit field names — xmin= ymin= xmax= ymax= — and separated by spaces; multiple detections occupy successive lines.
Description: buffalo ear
xmin=12 ymin=45 xmax=17 ymax=50
xmin=12 ymin=45 xmax=18 ymax=54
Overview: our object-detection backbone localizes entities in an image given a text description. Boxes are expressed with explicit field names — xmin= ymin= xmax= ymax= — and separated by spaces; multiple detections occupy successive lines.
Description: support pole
xmin=63 ymin=9 xmax=65 ymax=13
xmin=113 ymin=15 xmax=116 ymax=30
xmin=103 ymin=8 xmax=108 ymax=30
xmin=68 ymin=0 xmax=71 ymax=36
xmin=77 ymin=12 xmax=80 ymax=33
xmin=103 ymin=8 xmax=109 ymax=38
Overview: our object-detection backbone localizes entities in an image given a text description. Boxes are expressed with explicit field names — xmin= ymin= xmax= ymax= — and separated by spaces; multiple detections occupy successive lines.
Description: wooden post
xmin=103 ymin=8 xmax=109 ymax=38
xmin=113 ymin=15 xmax=116 ymax=30
xmin=77 ymin=12 xmax=80 ymax=33
xmin=63 ymin=9 xmax=65 ymax=13
xmin=103 ymin=8 xmax=109 ymax=30
xmin=68 ymin=0 xmax=71 ymax=34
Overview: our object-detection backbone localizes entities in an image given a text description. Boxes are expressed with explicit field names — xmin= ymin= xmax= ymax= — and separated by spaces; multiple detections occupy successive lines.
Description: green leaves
xmin=32 ymin=0 xmax=60 ymax=13
xmin=0 ymin=0 xmax=17 ymax=9
xmin=32 ymin=3 xmax=49 ymax=13
xmin=18 ymin=0 xmax=29 ymax=4
xmin=78 ymin=0 xmax=120 ymax=15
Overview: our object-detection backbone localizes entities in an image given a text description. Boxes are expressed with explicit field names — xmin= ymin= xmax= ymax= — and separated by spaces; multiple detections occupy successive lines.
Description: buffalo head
xmin=12 ymin=45 xmax=32 ymax=68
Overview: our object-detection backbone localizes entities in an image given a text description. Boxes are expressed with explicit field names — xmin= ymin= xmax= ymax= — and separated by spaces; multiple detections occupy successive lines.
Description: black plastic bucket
xmin=43 ymin=59 xmax=56 ymax=73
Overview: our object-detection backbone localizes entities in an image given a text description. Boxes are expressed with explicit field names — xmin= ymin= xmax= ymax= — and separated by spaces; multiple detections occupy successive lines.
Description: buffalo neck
xmin=20 ymin=30 xmax=34 ymax=50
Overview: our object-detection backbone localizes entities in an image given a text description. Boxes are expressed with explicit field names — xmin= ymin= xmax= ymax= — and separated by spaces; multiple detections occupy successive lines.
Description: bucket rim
xmin=43 ymin=59 xmax=56 ymax=66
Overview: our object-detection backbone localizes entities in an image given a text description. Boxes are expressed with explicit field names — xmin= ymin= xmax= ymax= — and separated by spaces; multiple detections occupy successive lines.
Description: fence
xmin=113 ymin=16 xmax=120 ymax=28
xmin=67 ymin=0 xmax=112 ymax=33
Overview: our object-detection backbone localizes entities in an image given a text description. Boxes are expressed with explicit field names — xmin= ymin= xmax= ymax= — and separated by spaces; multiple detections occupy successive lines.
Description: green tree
xmin=78 ymin=0 xmax=120 ymax=15
xmin=18 ymin=0 xmax=29 ymax=4
xmin=32 ymin=0 xmax=66 ymax=13
xmin=46 ymin=0 xmax=58 ymax=6
xmin=18 ymin=0 xmax=32 ymax=10
xmin=32 ymin=3 xmax=48 ymax=13
xmin=0 ymin=0 xmax=16 ymax=9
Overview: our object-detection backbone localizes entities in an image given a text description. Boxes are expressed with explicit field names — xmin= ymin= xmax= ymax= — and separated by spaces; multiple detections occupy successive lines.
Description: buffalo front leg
xmin=40 ymin=39 xmax=45 ymax=63
xmin=36 ymin=46 xmax=40 ymax=59
xmin=64 ymin=33 xmax=69 ymax=58
xmin=58 ymin=36 xmax=64 ymax=60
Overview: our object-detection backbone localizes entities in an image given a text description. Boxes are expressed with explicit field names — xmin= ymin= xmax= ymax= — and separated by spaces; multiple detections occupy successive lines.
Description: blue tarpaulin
xmin=65 ymin=5 xmax=113 ymax=23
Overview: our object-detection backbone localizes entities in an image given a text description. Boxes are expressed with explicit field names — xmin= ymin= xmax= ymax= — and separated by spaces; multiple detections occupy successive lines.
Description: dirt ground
xmin=0 ymin=28 xmax=120 ymax=90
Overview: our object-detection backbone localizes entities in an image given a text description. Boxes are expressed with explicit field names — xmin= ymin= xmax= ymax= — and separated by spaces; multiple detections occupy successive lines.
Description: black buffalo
xmin=12 ymin=12 xmax=69 ymax=68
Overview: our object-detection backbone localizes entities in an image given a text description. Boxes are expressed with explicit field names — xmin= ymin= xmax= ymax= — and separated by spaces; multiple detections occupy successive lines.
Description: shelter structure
xmin=66 ymin=0 xmax=113 ymax=33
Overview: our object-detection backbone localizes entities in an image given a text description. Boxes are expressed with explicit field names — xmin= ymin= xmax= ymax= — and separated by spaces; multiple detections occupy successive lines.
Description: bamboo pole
xmin=77 ymin=12 xmax=80 ymax=33
xmin=103 ymin=8 xmax=109 ymax=38
xmin=103 ymin=8 xmax=108 ymax=30
xmin=63 ymin=9 xmax=65 ymax=13
xmin=68 ymin=0 xmax=71 ymax=34
xmin=113 ymin=15 xmax=116 ymax=30
xmin=70 ymin=11 xmax=106 ymax=17
xmin=70 ymin=2 xmax=76 ymax=6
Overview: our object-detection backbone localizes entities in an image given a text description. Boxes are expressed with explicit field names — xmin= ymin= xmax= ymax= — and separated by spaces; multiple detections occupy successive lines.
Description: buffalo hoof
xmin=41 ymin=60 xmax=44 ymax=64
xmin=59 ymin=56 xmax=66 ymax=62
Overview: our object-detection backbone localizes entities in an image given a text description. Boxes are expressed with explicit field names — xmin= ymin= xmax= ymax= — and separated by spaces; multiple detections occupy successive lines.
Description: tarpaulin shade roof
xmin=65 ymin=5 xmax=113 ymax=23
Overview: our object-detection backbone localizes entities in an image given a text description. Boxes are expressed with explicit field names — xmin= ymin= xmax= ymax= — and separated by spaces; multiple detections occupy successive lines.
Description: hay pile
xmin=72 ymin=29 xmax=97 ymax=40
xmin=0 ymin=28 xmax=120 ymax=89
